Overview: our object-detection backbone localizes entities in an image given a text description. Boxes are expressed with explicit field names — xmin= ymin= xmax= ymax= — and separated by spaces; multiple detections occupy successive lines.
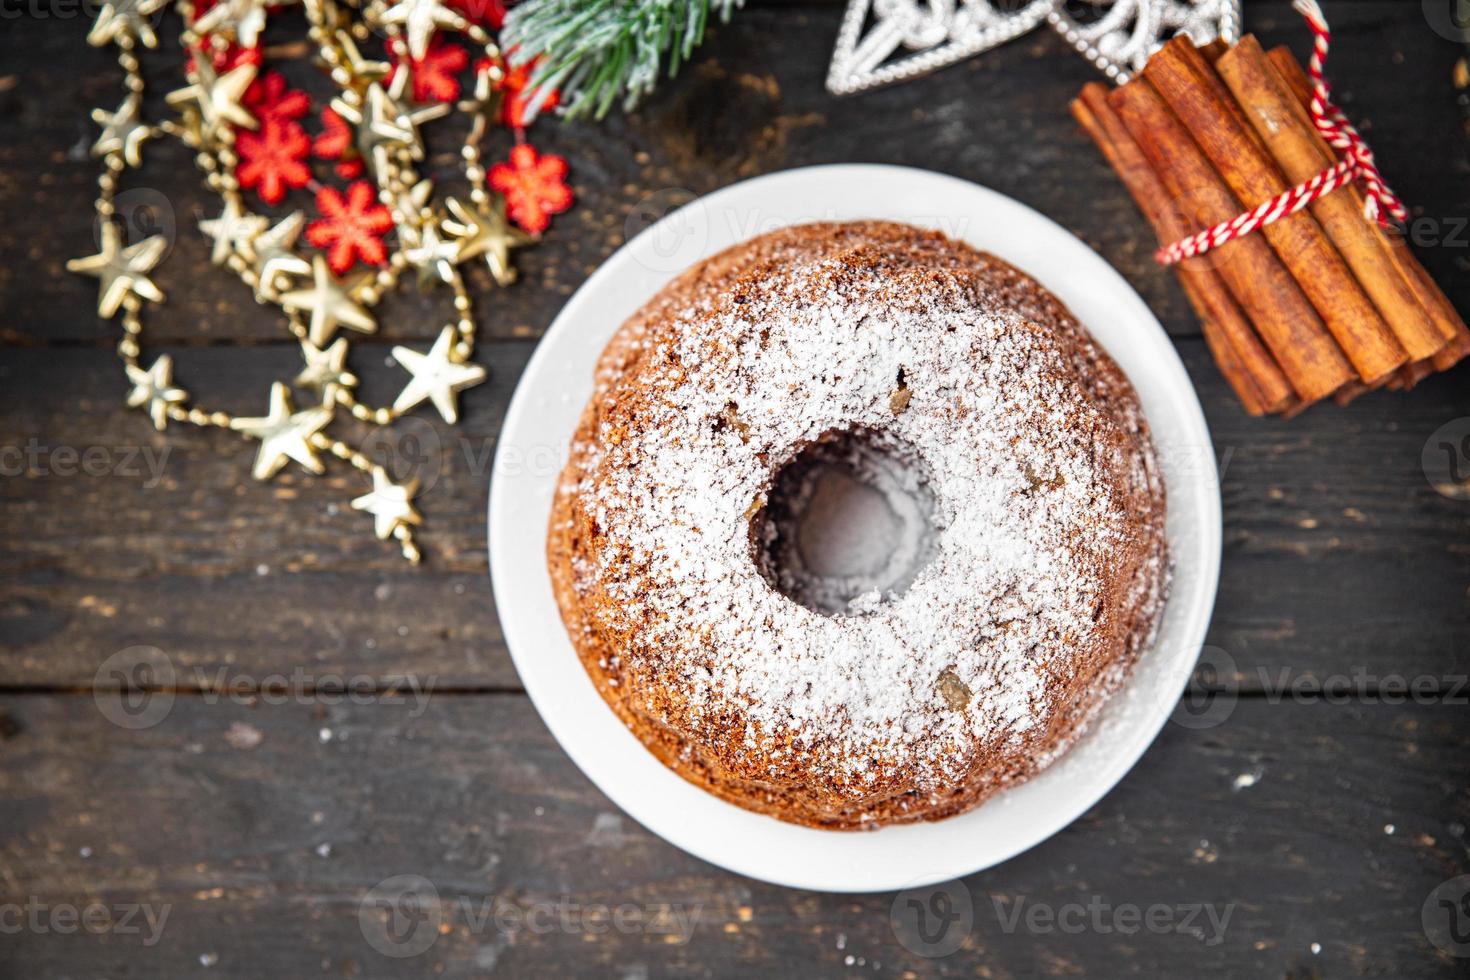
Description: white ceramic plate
xmin=489 ymin=165 xmax=1221 ymax=893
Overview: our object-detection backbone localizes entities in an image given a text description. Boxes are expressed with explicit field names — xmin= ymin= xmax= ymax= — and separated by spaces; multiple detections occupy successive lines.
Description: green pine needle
xmin=502 ymin=0 xmax=744 ymax=121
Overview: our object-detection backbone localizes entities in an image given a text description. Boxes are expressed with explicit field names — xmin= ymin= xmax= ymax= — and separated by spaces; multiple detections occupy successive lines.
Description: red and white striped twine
xmin=1154 ymin=0 xmax=1407 ymax=267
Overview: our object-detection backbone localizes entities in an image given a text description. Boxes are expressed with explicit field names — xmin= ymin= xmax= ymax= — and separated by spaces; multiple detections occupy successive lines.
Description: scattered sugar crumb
xmin=1232 ymin=768 xmax=1263 ymax=792
xmin=224 ymin=722 xmax=262 ymax=750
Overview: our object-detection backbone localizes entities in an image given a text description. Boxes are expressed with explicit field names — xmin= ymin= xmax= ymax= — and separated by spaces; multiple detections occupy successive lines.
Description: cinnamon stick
xmin=1266 ymin=44 xmax=1470 ymax=359
xmin=1143 ymin=38 xmax=1408 ymax=383
xmin=1072 ymin=82 xmax=1294 ymax=413
xmin=1217 ymin=36 xmax=1446 ymax=362
xmin=1109 ymin=78 xmax=1354 ymax=401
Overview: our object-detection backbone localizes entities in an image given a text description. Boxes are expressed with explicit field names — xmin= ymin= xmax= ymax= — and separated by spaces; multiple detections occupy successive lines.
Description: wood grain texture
xmin=1 ymin=3 xmax=1469 ymax=977
xmin=1 ymin=695 xmax=1467 ymax=978
xmin=3 ymin=341 xmax=1469 ymax=689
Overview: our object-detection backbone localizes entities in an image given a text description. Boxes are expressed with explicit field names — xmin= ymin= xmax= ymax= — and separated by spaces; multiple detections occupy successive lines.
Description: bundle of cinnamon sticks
xmin=1073 ymin=36 xmax=1470 ymax=416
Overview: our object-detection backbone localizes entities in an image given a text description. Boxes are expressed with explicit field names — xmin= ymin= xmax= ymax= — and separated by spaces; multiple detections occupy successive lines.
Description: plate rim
xmin=489 ymin=163 xmax=1222 ymax=893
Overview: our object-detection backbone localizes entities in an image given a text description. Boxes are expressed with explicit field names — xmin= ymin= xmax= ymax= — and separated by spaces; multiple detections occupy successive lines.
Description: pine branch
xmin=501 ymin=0 xmax=745 ymax=121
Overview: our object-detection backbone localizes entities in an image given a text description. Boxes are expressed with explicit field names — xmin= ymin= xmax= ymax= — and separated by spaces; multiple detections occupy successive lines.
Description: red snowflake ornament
xmin=306 ymin=181 xmax=395 ymax=273
xmin=186 ymin=40 xmax=261 ymax=76
xmin=497 ymin=52 xmax=559 ymax=129
xmin=446 ymin=0 xmax=506 ymax=29
xmin=313 ymin=107 xmax=365 ymax=179
xmin=488 ymin=144 xmax=572 ymax=235
xmin=389 ymin=37 xmax=469 ymax=104
xmin=245 ymin=71 xmax=311 ymax=128
xmin=236 ymin=119 xmax=311 ymax=205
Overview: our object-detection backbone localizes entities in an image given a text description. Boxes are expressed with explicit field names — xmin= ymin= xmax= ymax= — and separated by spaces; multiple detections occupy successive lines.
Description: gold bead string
xmin=73 ymin=0 xmax=530 ymax=562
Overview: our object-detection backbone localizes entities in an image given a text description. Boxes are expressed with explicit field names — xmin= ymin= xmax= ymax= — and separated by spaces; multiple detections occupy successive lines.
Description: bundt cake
xmin=548 ymin=221 xmax=1169 ymax=829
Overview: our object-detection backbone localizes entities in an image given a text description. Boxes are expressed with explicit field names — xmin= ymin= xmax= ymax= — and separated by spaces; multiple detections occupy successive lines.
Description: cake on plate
xmin=548 ymin=221 xmax=1169 ymax=829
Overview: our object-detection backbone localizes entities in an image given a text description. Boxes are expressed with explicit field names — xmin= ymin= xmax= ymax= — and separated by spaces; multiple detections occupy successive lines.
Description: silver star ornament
xmin=826 ymin=0 xmax=1241 ymax=95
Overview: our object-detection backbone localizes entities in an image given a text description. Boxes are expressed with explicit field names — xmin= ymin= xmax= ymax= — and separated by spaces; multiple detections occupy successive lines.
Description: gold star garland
xmin=74 ymin=0 xmax=539 ymax=563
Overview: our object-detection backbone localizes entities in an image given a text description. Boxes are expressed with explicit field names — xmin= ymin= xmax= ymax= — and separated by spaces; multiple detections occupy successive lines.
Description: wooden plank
xmin=1 ymin=342 xmax=525 ymax=688
xmin=3 ymin=340 xmax=1468 ymax=689
xmin=0 ymin=694 xmax=1465 ymax=977
xmin=5 ymin=2 xmax=1466 ymax=346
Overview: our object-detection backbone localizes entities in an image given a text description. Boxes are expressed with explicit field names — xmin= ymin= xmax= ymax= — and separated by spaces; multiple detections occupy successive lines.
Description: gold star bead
xmin=456 ymin=61 xmax=502 ymax=120
xmin=279 ymin=255 xmax=377 ymax=347
xmin=124 ymin=355 xmax=187 ymax=430
xmin=67 ymin=223 xmax=167 ymax=318
xmin=251 ymin=212 xmax=312 ymax=301
xmin=229 ymin=382 xmax=333 ymax=480
xmin=387 ymin=66 xmax=454 ymax=132
xmin=391 ymin=326 xmax=486 ymax=424
xmin=442 ymin=195 xmax=532 ymax=287
xmin=378 ymin=0 xmax=467 ymax=60
xmin=191 ymin=0 xmax=299 ymax=48
xmin=333 ymin=30 xmax=392 ymax=88
xmin=351 ymin=468 xmax=421 ymax=540
xmin=88 ymin=0 xmax=167 ymax=48
xmin=294 ymin=338 xmax=358 ymax=397
xmin=403 ymin=219 xmax=462 ymax=291
xmin=331 ymin=86 xmax=408 ymax=176
xmin=199 ymin=197 xmax=268 ymax=265
xmin=332 ymin=72 xmax=449 ymax=174
xmin=91 ymin=94 xmax=151 ymax=168
xmin=166 ymin=59 xmax=258 ymax=136
xmin=394 ymin=178 xmax=435 ymax=224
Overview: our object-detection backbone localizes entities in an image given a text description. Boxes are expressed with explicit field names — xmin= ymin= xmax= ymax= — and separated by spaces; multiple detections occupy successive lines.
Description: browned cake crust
xmin=548 ymin=221 xmax=1169 ymax=829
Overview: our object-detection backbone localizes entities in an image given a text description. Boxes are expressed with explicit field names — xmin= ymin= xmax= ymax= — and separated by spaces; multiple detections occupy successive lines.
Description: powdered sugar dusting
xmin=557 ymin=223 xmax=1167 ymax=815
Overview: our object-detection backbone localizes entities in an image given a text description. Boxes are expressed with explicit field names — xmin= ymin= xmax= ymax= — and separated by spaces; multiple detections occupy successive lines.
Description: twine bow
xmin=1155 ymin=0 xmax=1406 ymax=266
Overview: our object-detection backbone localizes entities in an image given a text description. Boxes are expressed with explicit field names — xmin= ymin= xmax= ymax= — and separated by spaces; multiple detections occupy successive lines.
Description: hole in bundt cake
xmin=751 ymin=426 xmax=938 ymax=616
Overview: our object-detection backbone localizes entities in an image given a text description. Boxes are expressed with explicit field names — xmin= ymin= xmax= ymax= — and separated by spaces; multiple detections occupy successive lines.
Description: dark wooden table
xmin=3 ymin=1 xmax=1470 ymax=976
